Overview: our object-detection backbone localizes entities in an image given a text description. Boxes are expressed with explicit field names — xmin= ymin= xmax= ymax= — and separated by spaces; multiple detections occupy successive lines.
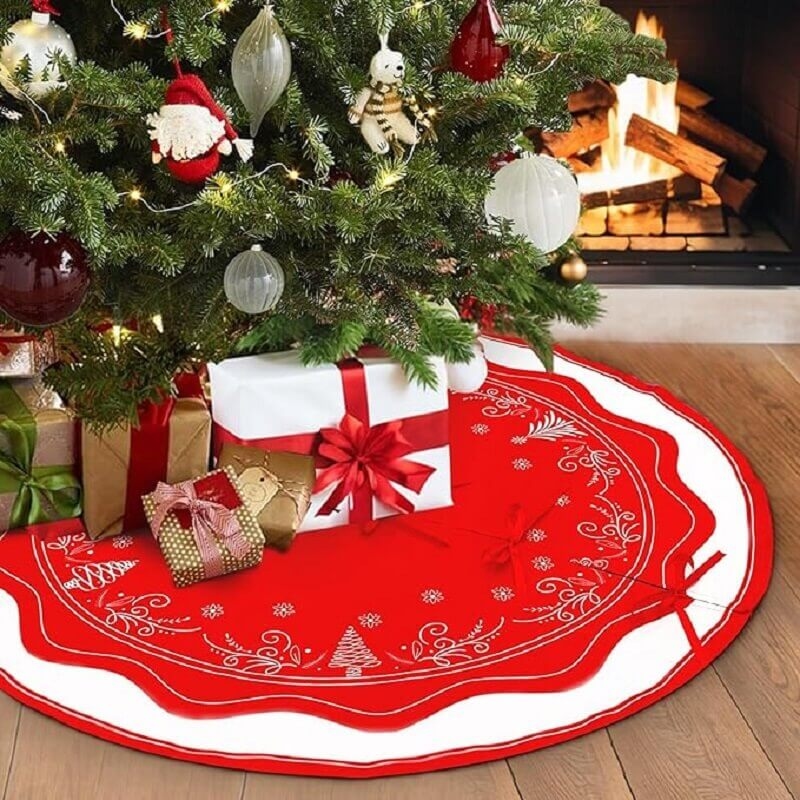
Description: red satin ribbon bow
xmin=314 ymin=413 xmax=436 ymax=522
xmin=149 ymin=480 xmax=250 ymax=579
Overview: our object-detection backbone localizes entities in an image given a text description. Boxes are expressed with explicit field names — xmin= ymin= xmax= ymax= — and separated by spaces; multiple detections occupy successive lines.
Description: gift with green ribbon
xmin=0 ymin=379 xmax=82 ymax=530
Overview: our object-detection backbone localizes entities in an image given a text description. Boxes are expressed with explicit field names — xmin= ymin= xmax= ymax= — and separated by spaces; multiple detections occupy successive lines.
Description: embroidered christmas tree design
xmin=63 ymin=560 xmax=139 ymax=591
xmin=328 ymin=625 xmax=381 ymax=677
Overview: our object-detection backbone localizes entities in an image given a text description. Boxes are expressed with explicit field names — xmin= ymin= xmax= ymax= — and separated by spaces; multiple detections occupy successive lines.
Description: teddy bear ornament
xmin=348 ymin=32 xmax=436 ymax=156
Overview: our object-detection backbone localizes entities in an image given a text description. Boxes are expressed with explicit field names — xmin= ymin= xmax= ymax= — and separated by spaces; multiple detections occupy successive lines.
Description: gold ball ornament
xmin=559 ymin=254 xmax=589 ymax=284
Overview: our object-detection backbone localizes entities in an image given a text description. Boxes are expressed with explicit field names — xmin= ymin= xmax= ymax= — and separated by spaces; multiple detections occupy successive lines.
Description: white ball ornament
xmin=0 ymin=11 xmax=76 ymax=99
xmin=224 ymin=245 xmax=285 ymax=314
xmin=484 ymin=155 xmax=580 ymax=253
xmin=231 ymin=5 xmax=292 ymax=138
xmin=446 ymin=340 xmax=489 ymax=394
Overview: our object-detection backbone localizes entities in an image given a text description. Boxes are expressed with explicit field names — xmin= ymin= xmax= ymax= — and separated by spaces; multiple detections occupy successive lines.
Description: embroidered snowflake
xmin=491 ymin=586 xmax=515 ymax=602
xmin=532 ymin=555 xmax=555 ymax=572
xmin=201 ymin=603 xmax=225 ymax=620
xmin=513 ymin=458 xmax=533 ymax=471
xmin=510 ymin=435 xmax=528 ymax=446
xmin=358 ymin=612 xmax=383 ymax=629
xmin=272 ymin=602 xmax=296 ymax=619
xmin=471 ymin=423 xmax=490 ymax=436
xmin=421 ymin=588 xmax=444 ymax=605
xmin=112 ymin=535 xmax=135 ymax=549
xmin=556 ymin=494 xmax=571 ymax=507
xmin=526 ymin=528 xmax=547 ymax=543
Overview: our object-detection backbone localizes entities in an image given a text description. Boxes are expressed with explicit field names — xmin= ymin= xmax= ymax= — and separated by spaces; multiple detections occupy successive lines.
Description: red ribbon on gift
xmin=122 ymin=371 xmax=206 ymax=532
xmin=213 ymin=356 xmax=448 ymax=524
xmin=148 ymin=475 xmax=250 ymax=579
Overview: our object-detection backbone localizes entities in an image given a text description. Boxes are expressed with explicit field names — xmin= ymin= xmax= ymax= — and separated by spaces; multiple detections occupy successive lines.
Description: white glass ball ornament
xmin=446 ymin=340 xmax=489 ymax=394
xmin=231 ymin=5 xmax=292 ymax=138
xmin=484 ymin=155 xmax=580 ymax=253
xmin=0 ymin=12 xmax=76 ymax=99
xmin=224 ymin=245 xmax=285 ymax=314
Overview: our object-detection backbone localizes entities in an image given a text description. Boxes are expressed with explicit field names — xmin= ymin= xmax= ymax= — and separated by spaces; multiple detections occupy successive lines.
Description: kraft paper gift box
xmin=81 ymin=394 xmax=211 ymax=540
xmin=0 ymin=378 xmax=81 ymax=530
xmin=0 ymin=330 xmax=57 ymax=378
xmin=217 ymin=444 xmax=315 ymax=550
xmin=142 ymin=466 xmax=265 ymax=588
xmin=209 ymin=350 xmax=452 ymax=531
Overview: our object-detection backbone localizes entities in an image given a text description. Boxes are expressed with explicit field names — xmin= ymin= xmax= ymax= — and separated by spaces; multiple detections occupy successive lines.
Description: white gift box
xmin=209 ymin=351 xmax=453 ymax=531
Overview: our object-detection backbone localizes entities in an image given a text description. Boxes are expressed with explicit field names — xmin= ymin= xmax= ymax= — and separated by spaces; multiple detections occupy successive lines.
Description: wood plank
xmin=608 ymin=669 xmax=791 ymax=800
xmin=508 ymin=730 xmax=633 ymax=800
xmin=4 ymin=708 xmax=244 ymax=800
xmin=714 ymin=571 xmax=800 ymax=797
xmin=0 ymin=694 xmax=20 ymax=797
xmin=243 ymin=761 xmax=520 ymax=799
xmin=564 ymin=345 xmax=800 ymax=585
xmin=770 ymin=345 xmax=800 ymax=381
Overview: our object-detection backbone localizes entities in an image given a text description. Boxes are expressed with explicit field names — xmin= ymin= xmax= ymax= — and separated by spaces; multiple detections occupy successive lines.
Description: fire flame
xmin=578 ymin=12 xmax=680 ymax=193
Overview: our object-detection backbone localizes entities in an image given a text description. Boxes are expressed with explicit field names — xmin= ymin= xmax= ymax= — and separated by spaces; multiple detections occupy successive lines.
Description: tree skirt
xmin=0 ymin=338 xmax=772 ymax=777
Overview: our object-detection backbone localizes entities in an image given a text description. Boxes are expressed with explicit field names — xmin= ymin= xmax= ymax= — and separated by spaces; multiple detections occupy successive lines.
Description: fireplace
xmin=564 ymin=1 xmax=800 ymax=285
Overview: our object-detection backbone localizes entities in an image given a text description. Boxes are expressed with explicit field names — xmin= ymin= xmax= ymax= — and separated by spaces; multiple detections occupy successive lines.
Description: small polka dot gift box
xmin=142 ymin=466 xmax=265 ymax=588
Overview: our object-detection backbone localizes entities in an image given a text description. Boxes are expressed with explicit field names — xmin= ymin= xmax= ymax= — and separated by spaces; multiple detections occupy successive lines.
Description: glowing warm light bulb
xmin=152 ymin=313 xmax=164 ymax=333
xmin=54 ymin=140 xmax=66 ymax=154
xmin=125 ymin=21 xmax=150 ymax=40
xmin=287 ymin=168 xmax=301 ymax=182
xmin=111 ymin=324 xmax=123 ymax=347
xmin=215 ymin=0 xmax=232 ymax=11
xmin=129 ymin=188 xmax=143 ymax=202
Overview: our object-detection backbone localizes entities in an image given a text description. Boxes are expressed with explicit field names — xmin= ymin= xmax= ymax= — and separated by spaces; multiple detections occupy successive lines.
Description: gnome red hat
xmin=32 ymin=0 xmax=61 ymax=14
xmin=147 ymin=73 xmax=253 ymax=184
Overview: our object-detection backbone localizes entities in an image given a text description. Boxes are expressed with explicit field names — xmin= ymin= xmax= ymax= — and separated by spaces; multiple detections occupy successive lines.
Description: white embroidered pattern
xmin=511 ymin=411 xmax=586 ymax=444
xmin=358 ymin=612 xmax=383 ymax=630
xmin=112 ymin=535 xmax=135 ymax=550
xmin=491 ymin=586 xmax=515 ymax=602
xmin=421 ymin=588 xmax=445 ymax=604
xmin=471 ymin=423 xmax=490 ymax=436
xmin=532 ymin=555 xmax=555 ymax=572
xmin=201 ymin=603 xmax=225 ymax=620
xmin=513 ymin=458 xmax=533 ymax=471
xmin=272 ymin=601 xmax=296 ymax=619
xmin=526 ymin=528 xmax=547 ymax=543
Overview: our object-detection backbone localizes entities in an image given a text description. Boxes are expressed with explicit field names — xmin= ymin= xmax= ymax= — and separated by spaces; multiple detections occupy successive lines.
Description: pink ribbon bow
xmin=149 ymin=479 xmax=250 ymax=579
xmin=314 ymin=413 xmax=436 ymax=522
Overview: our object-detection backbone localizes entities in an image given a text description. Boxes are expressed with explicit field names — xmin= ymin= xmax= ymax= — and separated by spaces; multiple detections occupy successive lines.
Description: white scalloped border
xmin=0 ymin=339 xmax=755 ymax=768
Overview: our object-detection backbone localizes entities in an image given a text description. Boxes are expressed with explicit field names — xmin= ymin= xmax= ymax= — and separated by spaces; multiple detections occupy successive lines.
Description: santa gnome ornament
xmin=147 ymin=74 xmax=253 ymax=183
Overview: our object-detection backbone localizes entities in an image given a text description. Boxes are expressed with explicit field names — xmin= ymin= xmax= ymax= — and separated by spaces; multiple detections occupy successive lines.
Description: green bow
xmin=0 ymin=381 xmax=82 ymax=529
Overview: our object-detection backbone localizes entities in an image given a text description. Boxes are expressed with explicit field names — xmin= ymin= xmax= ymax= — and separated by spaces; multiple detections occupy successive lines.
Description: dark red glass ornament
xmin=0 ymin=230 xmax=91 ymax=327
xmin=450 ymin=0 xmax=510 ymax=83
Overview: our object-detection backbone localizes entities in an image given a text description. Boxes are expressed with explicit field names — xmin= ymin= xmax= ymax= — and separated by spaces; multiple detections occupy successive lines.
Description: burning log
xmin=625 ymin=114 xmax=727 ymax=187
xmin=540 ymin=109 xmax=609 ymax=158
xmin=568 ymin=147 xmax=602 ymax=174
xmin=715 ymin=174 xmax=758 ymax=215
xmin=680 ymin=108 xmax=767 ymax=174
xmin=676 ymin=80 xmax=713 ymax=110
xmin=568 ymin=81 xmax=616 ymax=114
xmin=582 ymin=173 xmax=701 ymax=210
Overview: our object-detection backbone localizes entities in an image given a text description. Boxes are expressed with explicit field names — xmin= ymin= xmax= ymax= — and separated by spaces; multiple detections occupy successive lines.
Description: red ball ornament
xmin=0 ymin=230 xmax=91 ymax=326
xmin=450 ymin=0 xmax=510 ymax=83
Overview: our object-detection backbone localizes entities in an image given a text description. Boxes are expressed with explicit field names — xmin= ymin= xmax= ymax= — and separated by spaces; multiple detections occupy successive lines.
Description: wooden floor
xmin=2 ymin=343 xmax=799 ymax=800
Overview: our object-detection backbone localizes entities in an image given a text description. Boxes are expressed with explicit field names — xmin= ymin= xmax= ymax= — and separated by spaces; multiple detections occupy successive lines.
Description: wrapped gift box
xmin=82 ymin=392 xmax=211 ymax=540
xmin=209 ymin=351 xmax=452 ymax=531
xmin=142 ymin=466 xmax=265 ymax=588
xmin=217 ymin=444 xmax=315 ymax=550
xmin=0 ymin=330 xmax=56 ymax=378
xmin=0 ymin=378 xmax=81 ymax=530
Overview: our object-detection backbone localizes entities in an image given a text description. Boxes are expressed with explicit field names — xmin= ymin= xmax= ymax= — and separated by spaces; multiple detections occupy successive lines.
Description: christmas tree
xmin=328 ymin=625 xmax=381 ymax=676
xmin=0 ymin=0 xmax=673 ymax=426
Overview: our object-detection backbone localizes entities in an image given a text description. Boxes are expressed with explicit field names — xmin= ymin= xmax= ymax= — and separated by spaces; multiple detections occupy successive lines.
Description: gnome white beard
xmin=146 ymin=104 xmax=227 ymax=162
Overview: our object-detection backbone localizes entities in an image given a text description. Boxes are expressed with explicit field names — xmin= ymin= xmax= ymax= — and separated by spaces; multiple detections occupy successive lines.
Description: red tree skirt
xmin=0 ymin=339 xmax=772 ymax=777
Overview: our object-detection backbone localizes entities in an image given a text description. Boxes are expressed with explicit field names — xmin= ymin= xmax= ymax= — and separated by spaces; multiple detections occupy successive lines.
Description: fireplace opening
xmin=549 ymin=1 xmax=800 ymax=285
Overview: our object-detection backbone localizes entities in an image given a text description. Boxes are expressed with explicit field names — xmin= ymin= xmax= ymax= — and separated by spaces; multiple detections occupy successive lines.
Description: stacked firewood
xmin=531 ymin=80 xmax=768 ymax=242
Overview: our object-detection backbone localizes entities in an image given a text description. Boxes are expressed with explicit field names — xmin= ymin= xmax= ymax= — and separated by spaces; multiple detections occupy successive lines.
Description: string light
xmin=151 ymin=314 xmax=164 ymax=333
xmin=214 ymin=0 xmax=233 ymax=11
xmin=124 ymin=20 xmax=150 ymax=40
xmin=377 ymin=171 xmax=403 ymax=190
xmin=128 ymin=188 xmax=142 ymax=202
xmin=287 ymin=168 xmax=301 ymax=182
xmin=53 ymin=140 xmax=66 ymax=154
xmin=111 ymin=324 xmax=123 ymax=347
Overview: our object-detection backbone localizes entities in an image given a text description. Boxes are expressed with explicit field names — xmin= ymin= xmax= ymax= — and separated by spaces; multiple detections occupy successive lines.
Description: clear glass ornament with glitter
xmin=231 ymin=4 xmax=292 ymax=138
